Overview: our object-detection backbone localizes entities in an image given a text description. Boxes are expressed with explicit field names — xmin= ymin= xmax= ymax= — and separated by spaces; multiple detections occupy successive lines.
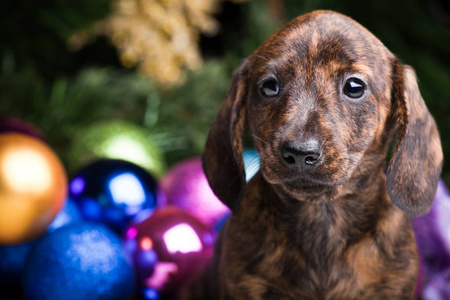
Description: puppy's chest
xmin=225 ymin=208 xmax=391 ymax=299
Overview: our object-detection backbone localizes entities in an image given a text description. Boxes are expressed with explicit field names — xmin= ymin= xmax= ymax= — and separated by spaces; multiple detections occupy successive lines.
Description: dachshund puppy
xmin=202 ymin=10 xmax=443 ymax=300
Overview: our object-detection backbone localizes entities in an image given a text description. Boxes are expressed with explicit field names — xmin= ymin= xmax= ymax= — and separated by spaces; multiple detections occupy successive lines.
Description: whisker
xmin=249 ymin=53 xmax=271 ymax=62
xmin=252 ymin=134 xmax=269 ymax=145
xmin=360 ymin=162 xmax=377 ymax=181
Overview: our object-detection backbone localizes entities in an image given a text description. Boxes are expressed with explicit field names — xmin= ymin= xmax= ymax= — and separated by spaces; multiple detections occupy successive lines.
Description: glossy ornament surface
xmin=123 ymin=207 xmax=214 ymax=297
xmin=243 ymin=149 xmax=260 ymax=181
xmin=160 ymin=157 xmax=229 ymax=229
xmin=47 ymin=198 xmax=82 ymax=232
xmin=70 ymin=159 xmax=161 ymax=232
xmin=0 ymin=134 xmax=67 ymax=244
xmin=161 ymin=151 xmax=260 ymax=230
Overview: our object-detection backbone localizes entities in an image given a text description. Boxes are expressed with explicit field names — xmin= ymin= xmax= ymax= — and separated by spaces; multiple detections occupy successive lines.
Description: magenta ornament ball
xmin=160 ymin=157 xmax=229 ymax=229
xmin=0 ymin=117 xmax=45 ymax=141
xmin=123 ymin=207 xmax=214 ymax=297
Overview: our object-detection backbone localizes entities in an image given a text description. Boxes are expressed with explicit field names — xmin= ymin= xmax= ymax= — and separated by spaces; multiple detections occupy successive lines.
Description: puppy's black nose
xmin=281 ymin=140 xmax=322 ymax=169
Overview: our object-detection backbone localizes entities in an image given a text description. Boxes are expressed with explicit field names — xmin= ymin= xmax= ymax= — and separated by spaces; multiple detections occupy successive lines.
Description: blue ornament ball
xmin=0 ymin=199 xmax=83 ymax=297
xmin=47 ymin=198 xmax=82 ymax=232
xmin=243 ymin=149 xmax=260 ymax=182
xmin=23 ymin=222 xmax=134 ymax=300
xmin=0 ymin=239 xmax=40 ymax=297
xmin=69 ymin=159 xmax=162 ymax=232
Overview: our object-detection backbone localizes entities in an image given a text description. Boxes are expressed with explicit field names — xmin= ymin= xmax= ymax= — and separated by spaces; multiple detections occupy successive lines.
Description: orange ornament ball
xmin=0 ymin=134 xmax=67 ymax=245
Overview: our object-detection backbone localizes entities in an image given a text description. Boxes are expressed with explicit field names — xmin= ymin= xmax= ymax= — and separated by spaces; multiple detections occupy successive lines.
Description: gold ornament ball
xmin=0 ymin=134 xmax=67 ymax=245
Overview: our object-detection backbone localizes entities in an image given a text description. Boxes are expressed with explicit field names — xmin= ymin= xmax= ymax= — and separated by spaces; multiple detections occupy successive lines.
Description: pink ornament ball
xmin=123 ymin=207 xmax=214 ymax=298
xmin=160 ymin=157 xmax=230 ymax=229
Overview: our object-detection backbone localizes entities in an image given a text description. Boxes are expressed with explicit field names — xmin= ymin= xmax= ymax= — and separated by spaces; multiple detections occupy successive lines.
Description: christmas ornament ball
xmin=426 ymin=180 xmax=450 ymax=254
xmin=422 ymin=270 xmax=450 ymax=300
xmin=47 ymin=198 xmax=82 ymax=233
xmin=68 ymin=120 xmax=166 ymax=176
xmin=23 ymin=222 xmax=134 ymax=300
xmin=413 ymin=179 xmax=450 ymax=295
xmin=413 ymin=180 xmax=450 ymax=273
xmin=123 ymin=207 xmax=214 ymax=297
xmin=0 ymin=134 xmax=67 ymax=244
xmin=243 ymin=148 xmax=260 ymax=181
xmin=0 ymin=238 xmax=41 ymax=296
xmin=69 ymin=159 xmax=161 ymax=232
xmin=160 ymin=157 xmax=229 ymax=229
xmin=0 ymin=117 xmax=45 ymax=141
xmin=1 ymin=198 xmax=81 ymax=294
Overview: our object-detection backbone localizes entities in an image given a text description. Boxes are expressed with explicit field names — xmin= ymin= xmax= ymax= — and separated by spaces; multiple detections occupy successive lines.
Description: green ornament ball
xmin=68 ymin=120 xmax=166 ymax=177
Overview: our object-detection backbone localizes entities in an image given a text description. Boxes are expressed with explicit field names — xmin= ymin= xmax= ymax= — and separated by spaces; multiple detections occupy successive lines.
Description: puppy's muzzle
xmin=281 ymin=139 xmax=323 ymax=171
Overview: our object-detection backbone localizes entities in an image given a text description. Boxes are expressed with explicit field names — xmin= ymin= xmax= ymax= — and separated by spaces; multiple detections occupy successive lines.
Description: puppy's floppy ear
xmin=202 ymin=61 xmax=249 ymax=212
xmin=387 ymin=59 xmax=443 ymax=216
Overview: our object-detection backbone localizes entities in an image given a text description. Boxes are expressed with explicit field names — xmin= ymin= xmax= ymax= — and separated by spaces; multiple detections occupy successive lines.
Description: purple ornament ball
xmin=0 ymin=117 xmax=45 ymax=141
xmin=160 ymin=157 xmax=229 ymax=229
xmin=422 ymin=270 xmax=450 ymax=300
xmin=413 ymin=180 xmax=450 ymax=275
xmin=413 ymin=179 xmax=450 ymax=296
xmin=123 ymin=207 xmax=214 ymax=297
xmin=429 ymin=180 xmax=450 ymax=253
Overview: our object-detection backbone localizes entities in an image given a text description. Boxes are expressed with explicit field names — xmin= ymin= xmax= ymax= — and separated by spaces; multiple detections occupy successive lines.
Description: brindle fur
xmin=194 ymin=10 xmax=443 ymax=300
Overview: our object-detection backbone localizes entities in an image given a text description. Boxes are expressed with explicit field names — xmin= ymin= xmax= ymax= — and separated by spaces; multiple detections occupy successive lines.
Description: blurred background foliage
xmin=1 ymin=0 xmax=449 ymax=182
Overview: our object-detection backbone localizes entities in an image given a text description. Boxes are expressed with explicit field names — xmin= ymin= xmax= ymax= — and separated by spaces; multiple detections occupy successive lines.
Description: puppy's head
xmin=203 ymin=10 xmax=443 ymax=215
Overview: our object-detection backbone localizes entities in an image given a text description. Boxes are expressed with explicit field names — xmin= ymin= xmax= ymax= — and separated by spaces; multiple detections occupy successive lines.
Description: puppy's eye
xmin=260 ymin=79 xmax=279 ymax=97
xmin=343 ymin=78 xmax=366 ymax=99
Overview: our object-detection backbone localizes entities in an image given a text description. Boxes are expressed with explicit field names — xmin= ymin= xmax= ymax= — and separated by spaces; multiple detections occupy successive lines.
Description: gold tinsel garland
xmin=73 ymin=0 xmax=247 ymax=86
